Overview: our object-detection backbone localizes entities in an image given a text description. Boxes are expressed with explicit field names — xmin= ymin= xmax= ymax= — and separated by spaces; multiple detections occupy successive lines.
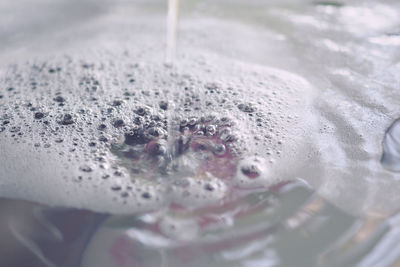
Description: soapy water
xmin=0 ymin=45 xmax=313 ymax=213
xmin=1 ymin=0 xmax=400 ymax=266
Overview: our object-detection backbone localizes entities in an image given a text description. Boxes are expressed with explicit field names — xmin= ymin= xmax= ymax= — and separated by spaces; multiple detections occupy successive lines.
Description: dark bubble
xmin=111 ymin=100 xmax=123 ymax=107
xmin=205 ymin=125 xmax=216 ymax=136
xmin=146 ymin=127 xmax=165 ymax=138
xmin=88 ymin=142 xmax=97 ymax=147
xmin=133 ymin=117 xmax=144 ymax=125
xmin=150 ymin=114 xmax=162 ymax=121
xmin=113 ymin=171 xmax=123 ymax=177
xmin=111 ymin=185 xmax=122 ymax=191
xmin=99 ymin=136 xmax=108 ymax=142
xmin=204 ymin=183 xmax=214 ymax=191
xmin=213 ymin=144 xmax=226 ymax=156
xmin=98 ymin=124 xmax=107 ymax=130
xmin=219 ymin=128 xmax=235 ymax=142
xmin=125 ymin=128 xmax=151 ymax=145
xmin=241 ymin=164 xmax=261 ymax=179
xmin=159 ymin=101 xmax=168 ymax=110
xmin=79 ymin=165 xmax=93 ymax=172
xmin=238 ymin=103 xmax=255 ymax=113
xmin=219 ymin=117 xmax=232 ymax=126
xmin=9 ymin=126 xmax=21 ymax=133
xmin=180 ymin=119 xmax=188 ymax=128
xmin=57 ymin=114 xmax=74 ymax=125
xmin=188 ymin=117 xmax=198 ymax=126
xmin=135 ymin=106 xmax=149 ymax=116
xmin=34 ymin=112 xmax=45 ymax=120
xmin=113 ymin=119 xmax=125 ymax=128
xmin=54 ymin=96 xmax=66 ymax=103
xmin=141 ymin=192 xmax=151 ymax=199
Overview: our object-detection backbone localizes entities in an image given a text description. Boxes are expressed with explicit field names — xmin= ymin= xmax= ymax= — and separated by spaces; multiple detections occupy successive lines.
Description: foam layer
xmin=0 ymin=43 xmax=315 ymax=213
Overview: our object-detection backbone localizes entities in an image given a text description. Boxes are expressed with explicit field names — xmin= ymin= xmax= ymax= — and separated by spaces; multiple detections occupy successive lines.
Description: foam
xmin=0 ymin=45 xmax=315 ymax=214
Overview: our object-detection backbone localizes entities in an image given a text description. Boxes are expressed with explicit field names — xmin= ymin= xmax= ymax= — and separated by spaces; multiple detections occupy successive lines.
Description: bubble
xmin=233 ymin=157 xmax=275 ymax=188
xmin=146 ymin=127 xmax=166 ymax=139
xmin=237 ymin=103 xmax=255 ymax=113
xmin=9 ymin=126 xmax=21 ymax=133
xmin=53 ymin=96 xmax=66 ymax=103
xmin=79 ymin=165 xmax=93 ymax=172
xmin=34 ymin=112 xmax=45 ymax=119
xmin=159 ymin=101 xmax=168 ymax=110
xmin=99 ymin=136 xmax=108 ymax=142
xmin=188 ymin=117 xmax=198 ymax=127
xmin=111 ymin=99 xmax=123 ymax=107
xmin=112 ymin=119 xmax=125 ymax=128
xmin=213 ymin=144 xmax=226 ymax=156
xmin=124 ymin=128 xmax=150 ymax=145
xmin=171 ymin=176 xmax=228 ymax=207
xmin=98 ymin=124 xmax=107 ymax=130
xmin=111 ymin=185 xmax=122 ymax=191
xmin=205 ymin=125 xmax=216 ymax=136
xmin=135 ymin=106 xmax=149 ymax=116
xmin=141 ymin=192 xmax=151 ymax=199
xmin=219 ymin=129 xmax=236 ymax=143
xmin=57 ymin=114 xmax=74 ymax=125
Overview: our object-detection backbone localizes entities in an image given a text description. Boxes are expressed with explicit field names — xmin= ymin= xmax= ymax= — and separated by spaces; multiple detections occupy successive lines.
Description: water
xmin=1 ymin=0 xmax=400 ymax=266
xmin=166 ymin=0 xmax=179 ymax=63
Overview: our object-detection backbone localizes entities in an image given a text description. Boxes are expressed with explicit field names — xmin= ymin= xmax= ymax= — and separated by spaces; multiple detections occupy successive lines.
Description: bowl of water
xmin=1 ymin=0 xmax=400 ymax=266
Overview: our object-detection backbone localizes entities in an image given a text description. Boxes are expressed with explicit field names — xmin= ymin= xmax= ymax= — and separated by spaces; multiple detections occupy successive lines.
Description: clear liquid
xmin=166 ymin=0 xmax=179 ymax=63
xmin=1 ymin=0 xmax=400 ymax=266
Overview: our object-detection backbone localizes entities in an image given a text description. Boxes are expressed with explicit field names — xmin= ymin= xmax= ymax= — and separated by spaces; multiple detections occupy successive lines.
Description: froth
xmin=0 ymin=46 xmax=315 ymax=214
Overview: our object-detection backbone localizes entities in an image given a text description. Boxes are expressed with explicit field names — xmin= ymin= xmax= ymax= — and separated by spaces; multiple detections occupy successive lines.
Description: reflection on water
xmin=2 ymin=182 xmax=400 ymax=267
xmin=0 ymin=199 xmax=105 ymax=267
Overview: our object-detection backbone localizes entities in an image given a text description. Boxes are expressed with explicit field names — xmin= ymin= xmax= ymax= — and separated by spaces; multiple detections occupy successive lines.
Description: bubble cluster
xmin=0 ymin=45 xmax=313 ymax=214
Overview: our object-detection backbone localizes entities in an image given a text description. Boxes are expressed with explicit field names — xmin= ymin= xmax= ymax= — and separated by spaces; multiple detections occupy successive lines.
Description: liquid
xmin=0 ymin=0 xmax=400 ymax=266
xmin=166 ymin=0 xmax=179 ymax=63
